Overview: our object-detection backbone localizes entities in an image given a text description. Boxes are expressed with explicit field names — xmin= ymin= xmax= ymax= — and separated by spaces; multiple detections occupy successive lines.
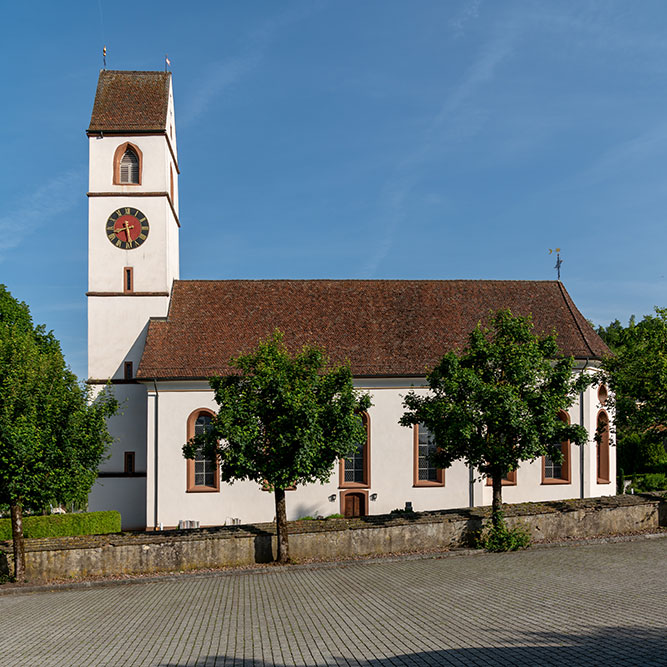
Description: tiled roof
xmin=88 ymin=70 xmax=170 ymax=132
xmin=136 ymin=280 xmax=608 ymax=380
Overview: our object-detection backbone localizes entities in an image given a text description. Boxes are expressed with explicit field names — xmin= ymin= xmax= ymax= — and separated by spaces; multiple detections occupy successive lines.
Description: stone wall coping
xmin=0 ymin=494 xmax=661 ymax=554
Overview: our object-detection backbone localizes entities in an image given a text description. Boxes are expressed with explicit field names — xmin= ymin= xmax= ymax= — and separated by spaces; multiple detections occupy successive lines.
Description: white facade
xmin=138 ymin=375 xmax=614 ymax=531
xmin=86 ymin=72 xmax=615 ymax=530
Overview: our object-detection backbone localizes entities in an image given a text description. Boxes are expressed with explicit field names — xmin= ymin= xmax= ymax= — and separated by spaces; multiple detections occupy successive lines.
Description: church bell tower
xmin=86 ymin=70 xmax=180 ymax=528
xmin=87 ymin=69 xmax=179 ymax=382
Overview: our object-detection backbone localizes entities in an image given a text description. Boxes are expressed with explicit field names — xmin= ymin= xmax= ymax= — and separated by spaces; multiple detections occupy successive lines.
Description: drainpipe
xmin=153 ymin=379 xmax=159 ymax=529
xmin=580 ymin=359 xmax=589 ymax=499
xmin=469 ymin=465 xmax=475 ymax=507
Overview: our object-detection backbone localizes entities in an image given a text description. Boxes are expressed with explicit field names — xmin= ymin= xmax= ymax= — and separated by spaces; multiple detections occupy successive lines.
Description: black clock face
xmin=106 ymin=207 xmax=150 ymax=249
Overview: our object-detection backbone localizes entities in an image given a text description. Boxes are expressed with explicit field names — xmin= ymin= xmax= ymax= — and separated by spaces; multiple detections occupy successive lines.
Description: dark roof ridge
xmin=556 ymin=281 xmax=597 ymax=359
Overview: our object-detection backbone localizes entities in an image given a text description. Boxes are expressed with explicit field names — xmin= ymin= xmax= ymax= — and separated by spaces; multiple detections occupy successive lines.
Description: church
xmin=86 ymin=70 xmax=615 ymax=531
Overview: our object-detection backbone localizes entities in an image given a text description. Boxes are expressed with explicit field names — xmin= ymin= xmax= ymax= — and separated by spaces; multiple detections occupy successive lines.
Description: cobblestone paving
xmin=0 ymin=538 xmax=665 ymax=666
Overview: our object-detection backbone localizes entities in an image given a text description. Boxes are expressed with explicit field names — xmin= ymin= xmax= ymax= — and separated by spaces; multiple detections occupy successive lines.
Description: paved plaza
xmin=0 ymin=537 xmax=665 ymax=666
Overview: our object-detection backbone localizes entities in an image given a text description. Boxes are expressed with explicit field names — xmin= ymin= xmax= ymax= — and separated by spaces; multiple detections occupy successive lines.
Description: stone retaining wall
xmin=1 ymin=494 xmax=664 ymax=583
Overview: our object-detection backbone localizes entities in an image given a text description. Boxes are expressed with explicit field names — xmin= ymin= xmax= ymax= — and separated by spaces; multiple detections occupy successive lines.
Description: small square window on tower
xmin=124 ymin=451 xmax=135 ymax=474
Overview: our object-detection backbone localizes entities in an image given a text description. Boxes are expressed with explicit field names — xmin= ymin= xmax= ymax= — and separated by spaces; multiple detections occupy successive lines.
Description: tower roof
xmin=88 ymin=70 xmax=171 ymax=133
xmin=137 ymin=279 xmax=609 ymax=380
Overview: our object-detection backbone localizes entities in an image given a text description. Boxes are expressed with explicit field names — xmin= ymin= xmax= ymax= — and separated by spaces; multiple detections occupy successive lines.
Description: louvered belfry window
xmin=119 ymin=147 xmax=139 ymax=184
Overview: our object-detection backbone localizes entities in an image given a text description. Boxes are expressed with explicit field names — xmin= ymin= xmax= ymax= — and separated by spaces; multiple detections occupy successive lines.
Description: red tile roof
xmin=136 ymin=280 xmax=608 ymax=380
xmin=88 ymin=70 xmax=170 ymax=133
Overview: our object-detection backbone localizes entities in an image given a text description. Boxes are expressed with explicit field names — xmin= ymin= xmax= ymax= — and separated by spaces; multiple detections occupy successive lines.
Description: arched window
xmin=597 ymin=410 xmax=610 ymax=483
xmin=542 ymin=411 xmax=571 ymax=484
xmin=413 ymin=423 xmax=444 ymax=487
xmin=186 ymin=409 xmax=219 ymax=492
xmin=598 ymin=384 xmax=608 ymax=406
xmin=113 ymin=142 xmax=143 ymax=185
xmin=339 ymin=412 xmax=370 ymax=488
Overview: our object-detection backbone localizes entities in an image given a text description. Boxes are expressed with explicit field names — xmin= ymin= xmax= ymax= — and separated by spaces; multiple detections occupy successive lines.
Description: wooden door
xmin=344 ymin=492 xmax=365 ymax=518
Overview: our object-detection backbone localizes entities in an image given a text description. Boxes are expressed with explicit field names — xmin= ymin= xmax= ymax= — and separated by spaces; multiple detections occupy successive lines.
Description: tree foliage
xmin=400 ymin=310 xmax=589 ymax=532
xmin=597 ymin=308 xmax=667 ymax=473
xmin=0 ymin=285 xmax=117 ymax=580
xmin=184 ymin=330 xmax=371 ymax=563
xmin=598 ymin=308 xmax=667 ymax=434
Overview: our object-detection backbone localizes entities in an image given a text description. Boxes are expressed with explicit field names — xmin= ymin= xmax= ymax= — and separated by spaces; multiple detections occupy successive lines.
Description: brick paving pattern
xmin=0 ymin=538 xmax=665 ymax=666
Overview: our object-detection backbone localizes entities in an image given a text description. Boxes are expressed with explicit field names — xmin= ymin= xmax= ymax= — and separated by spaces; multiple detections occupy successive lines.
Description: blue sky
xmin=2 ymin=0 xmax=667 ymax=379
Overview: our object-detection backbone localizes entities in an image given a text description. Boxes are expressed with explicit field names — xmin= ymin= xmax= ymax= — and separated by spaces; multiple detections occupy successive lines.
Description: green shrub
xmin=636 ymin=473 xmax=667 ymax=492
xmin=477 ymin=514 xmax=531 ymax=552
xmin=0 ymin=511 xmax=121 ymax=540
xmin=326 ymin=513 xmax=343 ymax=519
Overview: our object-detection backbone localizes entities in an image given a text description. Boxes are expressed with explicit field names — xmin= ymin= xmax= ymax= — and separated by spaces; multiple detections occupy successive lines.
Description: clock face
xmin=105 ymin=207 xmax=150 ymax=250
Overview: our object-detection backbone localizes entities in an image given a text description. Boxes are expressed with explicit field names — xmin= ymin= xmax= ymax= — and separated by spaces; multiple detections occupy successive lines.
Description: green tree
xmin=598 ymin=308 xmax=667 ymax=473
xmin=0 ymin=285 xmax=117 ymax=581
xmin=599 ymin=308 xmax=667 ymax=434
xmin=183 ymin=330 xmax=370 ymax=563
xmin=400 ymin=310 xmax=589 ymax=531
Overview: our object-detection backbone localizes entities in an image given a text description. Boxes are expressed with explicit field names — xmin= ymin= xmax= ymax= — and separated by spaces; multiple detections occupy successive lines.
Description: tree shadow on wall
xmin=158 ymin=624 xmax=667 ymax=666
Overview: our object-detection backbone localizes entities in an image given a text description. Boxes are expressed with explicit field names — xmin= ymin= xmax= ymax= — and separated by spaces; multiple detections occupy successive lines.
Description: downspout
xmin=469 ymin=465 xmax=475 ymax=507
xmin=153 ymin=379 xmax=159 ymax=529
xmin=580 ymin=359 xmax=589 ymax=499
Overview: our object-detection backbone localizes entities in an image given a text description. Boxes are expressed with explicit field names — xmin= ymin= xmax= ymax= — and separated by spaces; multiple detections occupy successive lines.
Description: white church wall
xmin=354 ymin=380 xmax=471 ymax=515
xmin=166 ymin=197 xmax=180 ymax=287
xmin=142 ymin=378 xmax=613 ymax=530
xmin=587 ymin=382 xmax=616 ymax=498
xmin=88 ymin=296 xmax=169 ymax=379
xmin=88 ymin=476 xmax=146 ymax=531
xmin=88 ymin=134 xmax=171 ymax=194
xmin=88 ymin=198 xmax=176 ymax=294
xmin=100 ymin=384 xmax=150 ymax=472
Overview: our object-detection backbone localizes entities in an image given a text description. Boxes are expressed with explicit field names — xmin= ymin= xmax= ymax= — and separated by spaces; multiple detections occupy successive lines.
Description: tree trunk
xmin=491 ymin=474 xmax=503 ymax=529
xmin=10 ymin=501 xmax=26 ymax=582
xmin=274 ymin=487 xmax=290 ymax=563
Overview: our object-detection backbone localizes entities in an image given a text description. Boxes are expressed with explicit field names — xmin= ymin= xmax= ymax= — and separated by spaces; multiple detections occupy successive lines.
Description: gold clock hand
xmin=122 ymin=221 xmax=134 ymax=243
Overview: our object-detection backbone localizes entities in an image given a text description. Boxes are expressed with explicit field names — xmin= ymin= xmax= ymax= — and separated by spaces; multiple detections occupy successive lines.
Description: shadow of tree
xmin=158 ymin=624 xmax=667 ymax=666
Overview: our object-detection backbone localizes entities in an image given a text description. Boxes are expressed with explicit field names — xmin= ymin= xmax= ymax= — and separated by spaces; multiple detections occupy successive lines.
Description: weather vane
xmin=548 ymin=248 xmax=562 ymax=281
xmin=103 ymin=45 xmax=107 ymax=70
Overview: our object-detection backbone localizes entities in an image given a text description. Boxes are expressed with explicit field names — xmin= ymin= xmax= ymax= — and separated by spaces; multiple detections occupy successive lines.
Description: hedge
xmin=0 ymin=511 xmax=121 ymax=540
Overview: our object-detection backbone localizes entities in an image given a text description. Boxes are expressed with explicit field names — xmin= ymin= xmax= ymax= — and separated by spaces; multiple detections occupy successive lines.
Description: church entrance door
xmin=343 ymin=492 xmax=366 ymax=518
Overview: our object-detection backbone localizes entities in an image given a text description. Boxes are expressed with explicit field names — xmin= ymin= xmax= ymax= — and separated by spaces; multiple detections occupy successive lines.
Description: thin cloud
xmin=181 ymin=55 xmax=260 ymax=126
xmin=0 ymin=170 xmax=82 ymax=257
xmin=180 ymin=4 xmax=323 ymax=126
xmin=578 ymin=123 xmax=667 ymax=186
xmin=449 ymin=0 xmax=482 ymax=38
xmin=361 ymin=19 xmax=516 ymax=277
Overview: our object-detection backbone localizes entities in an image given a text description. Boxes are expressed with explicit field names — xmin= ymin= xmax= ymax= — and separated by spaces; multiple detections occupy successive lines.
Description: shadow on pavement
xmin=158 ymin=624 xmax=667 ymax=666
